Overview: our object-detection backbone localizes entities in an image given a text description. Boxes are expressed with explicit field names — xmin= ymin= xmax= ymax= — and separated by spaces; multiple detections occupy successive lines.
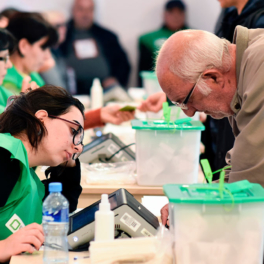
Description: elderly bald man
xmin=158 ymin=25 xmax=264 ymax=225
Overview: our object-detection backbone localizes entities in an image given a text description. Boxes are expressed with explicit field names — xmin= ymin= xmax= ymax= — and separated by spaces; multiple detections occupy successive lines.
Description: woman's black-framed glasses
xmin=49 ymin=115 xmax=84 ymax=160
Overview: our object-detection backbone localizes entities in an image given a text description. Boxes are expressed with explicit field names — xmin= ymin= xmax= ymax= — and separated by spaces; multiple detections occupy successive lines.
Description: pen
xmin=74 ymin=256 xmax=90 ymax=260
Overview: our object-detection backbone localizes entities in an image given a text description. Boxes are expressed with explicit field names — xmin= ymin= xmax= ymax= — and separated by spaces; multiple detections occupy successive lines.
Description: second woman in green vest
xmin=2 ymin=12 xmax=58 ymax=94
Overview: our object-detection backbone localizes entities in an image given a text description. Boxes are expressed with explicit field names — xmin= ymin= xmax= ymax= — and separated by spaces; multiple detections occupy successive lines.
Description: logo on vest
xmin=5 ymin=214 xmax=25 ymax=234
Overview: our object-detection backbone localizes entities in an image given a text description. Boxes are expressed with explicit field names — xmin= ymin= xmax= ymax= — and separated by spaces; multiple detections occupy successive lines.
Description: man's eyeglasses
xmin=49 ymin=115 xmax=84 ymax=160
xmin=0 ymin=54 xmax=10 ymax=64
xmin=171 ymin=73 xmax=202 ymax=110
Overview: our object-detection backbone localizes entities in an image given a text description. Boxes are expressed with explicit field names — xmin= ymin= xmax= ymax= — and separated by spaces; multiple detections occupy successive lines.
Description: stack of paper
xmin=89 ymin=237 xmax=173 ymax=264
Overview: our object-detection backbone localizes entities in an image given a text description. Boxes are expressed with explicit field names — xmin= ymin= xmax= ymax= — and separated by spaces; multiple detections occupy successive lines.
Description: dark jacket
xmin=0 ymin=147 xmax=82 ymax=213
xmin=203 ymin=0 xmax=264 ymax=179
xmin=215 ymin=0 xmax=264 ymax=40
xmin=60 ymin=20 xmax=131 ymax=88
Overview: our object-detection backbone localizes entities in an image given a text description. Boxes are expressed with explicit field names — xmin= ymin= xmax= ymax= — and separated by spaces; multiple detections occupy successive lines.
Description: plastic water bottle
xmin=43 ymin=183 xmax=69 ymax=264
xmin=90 ymin=78 xmax=103 ymax=109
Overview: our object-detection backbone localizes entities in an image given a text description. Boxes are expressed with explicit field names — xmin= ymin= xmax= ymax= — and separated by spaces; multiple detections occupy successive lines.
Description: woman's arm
xmin=42 ymin=159 xmax=82 ymax=213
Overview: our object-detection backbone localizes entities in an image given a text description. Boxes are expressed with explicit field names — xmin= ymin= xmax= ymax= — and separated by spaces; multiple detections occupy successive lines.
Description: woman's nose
xmin=6 ymin=58 xmax=12 ymax=69
xmin=73 ymin=143 xmax=83 ymax=154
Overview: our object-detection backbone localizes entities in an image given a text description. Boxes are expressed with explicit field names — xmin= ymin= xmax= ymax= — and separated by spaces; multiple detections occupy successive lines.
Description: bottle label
xmin=43 ymin=208 xmax=69 ymax=223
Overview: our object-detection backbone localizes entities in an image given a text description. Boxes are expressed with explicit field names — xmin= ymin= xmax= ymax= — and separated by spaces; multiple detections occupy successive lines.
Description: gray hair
xmin=159 ymin=30 xmax=232 ymax=96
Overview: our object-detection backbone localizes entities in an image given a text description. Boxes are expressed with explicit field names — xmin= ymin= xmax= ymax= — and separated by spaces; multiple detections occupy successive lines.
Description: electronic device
xmin=79 ymin=133 xmax=135 ymax=164
xmin=67 ymin=189 xmax=160 ymax=250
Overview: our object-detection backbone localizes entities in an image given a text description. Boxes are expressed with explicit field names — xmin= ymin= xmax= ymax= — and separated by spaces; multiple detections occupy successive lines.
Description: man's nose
xmin=183 ymin=107 xmax=196 ymax=117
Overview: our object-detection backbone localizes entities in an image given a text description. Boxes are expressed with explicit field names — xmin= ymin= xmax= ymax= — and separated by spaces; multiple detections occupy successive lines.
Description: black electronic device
xmin=67 ymin=189 xmax=159 ymax=249
xmin=79 ymin=133 xmax=135 ymax=164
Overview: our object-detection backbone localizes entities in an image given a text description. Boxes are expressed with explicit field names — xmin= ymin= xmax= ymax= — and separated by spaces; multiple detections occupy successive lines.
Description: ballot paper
xmin=119 ymin=105 xmax=136 ymax=112
xmin=89 ymin=237 xmax=173 ymax=264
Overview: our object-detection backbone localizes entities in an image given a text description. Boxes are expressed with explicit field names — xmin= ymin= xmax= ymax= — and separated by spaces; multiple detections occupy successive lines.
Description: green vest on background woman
xmin=0 ymin=133 xmax=45 ymax=240
xmin=0 ymin=86 xmax=12 ymax=114
xmin=2 ymin=66 xmax=45 ymax=95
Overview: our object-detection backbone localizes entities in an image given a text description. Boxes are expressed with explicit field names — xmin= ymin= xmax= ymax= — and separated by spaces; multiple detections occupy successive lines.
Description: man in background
xmin=59 ymin=0 xmax=131 ymax=96
xmin=138 ymin=0 xmax=188 ymax=86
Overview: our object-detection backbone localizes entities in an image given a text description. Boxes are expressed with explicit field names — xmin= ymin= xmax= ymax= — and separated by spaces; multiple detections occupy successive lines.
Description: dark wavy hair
xmin=0 ymin=85 xmax=85 ymax=149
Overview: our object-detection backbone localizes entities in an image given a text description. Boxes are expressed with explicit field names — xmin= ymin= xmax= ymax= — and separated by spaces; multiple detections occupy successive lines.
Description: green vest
xmin=2 ymin=66 xmax=45 ymax=95
xmin=139 ymin=26 xmax=189 ymax=55
xmin=0 ymin=133 xmax=45 ymax=240
xmin=0 ymin=86 xmax=12 ymax=113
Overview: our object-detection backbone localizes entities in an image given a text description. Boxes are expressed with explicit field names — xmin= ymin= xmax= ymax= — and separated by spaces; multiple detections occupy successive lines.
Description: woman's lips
xmin=65 ymin=151 xmax=71 ymax=160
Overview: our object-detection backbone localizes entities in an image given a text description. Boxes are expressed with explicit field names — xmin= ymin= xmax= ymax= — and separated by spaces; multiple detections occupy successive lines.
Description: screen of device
xmin=71 ymin=195 xmax=118 ymax=233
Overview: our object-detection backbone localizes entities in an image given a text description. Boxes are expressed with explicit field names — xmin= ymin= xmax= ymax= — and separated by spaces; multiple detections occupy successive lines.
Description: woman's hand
xmin=21 ymin=76 xmax=39 ymax=93
xmin=0 ymin=223 xmax=44 ymax=263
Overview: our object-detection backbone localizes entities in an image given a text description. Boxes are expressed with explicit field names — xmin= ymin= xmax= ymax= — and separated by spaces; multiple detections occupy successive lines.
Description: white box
xmin=164 ymin=181 xmax=264 ymax=264
xmin=131 ymin=120 xmax=204 ymax=186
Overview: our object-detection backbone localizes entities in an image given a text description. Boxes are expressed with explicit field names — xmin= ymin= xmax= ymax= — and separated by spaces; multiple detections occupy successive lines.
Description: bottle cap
xmin=99 ymin=194 xmax=111 ymax=211
xmin=49 ymin=182 xmax=62 ymax=193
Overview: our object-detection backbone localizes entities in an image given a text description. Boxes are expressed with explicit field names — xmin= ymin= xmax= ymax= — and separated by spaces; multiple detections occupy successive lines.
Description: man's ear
xmin=202 ymin=69 xmax=224 ymax=87
xmin=18 ymin=38 xmax=30 ymax=57
xmin=35 ymin=110 xmax=48 ymax=122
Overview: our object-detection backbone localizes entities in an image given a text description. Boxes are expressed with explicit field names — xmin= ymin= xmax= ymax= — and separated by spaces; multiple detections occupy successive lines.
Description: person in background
xmin=138 ymin=0 xmax=188 ymax=86
xmin=59 ymin=0 xmax=131 ymax=97
xmin=2 ymin=12 xmax=58 ymax=94
xmin=39 ymin=11 xmax=69 ymax=90
xmin=0 ymin=85 xmax=84 ymax=262
xmin=0 ymin=7 xmax=20 ymax=28
xmin=40 ymin=10 xmax=135 ymax=129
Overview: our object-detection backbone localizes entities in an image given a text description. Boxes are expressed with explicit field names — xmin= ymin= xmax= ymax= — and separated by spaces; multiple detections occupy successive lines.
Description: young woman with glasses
xmin=0 ymin=85 xmax=84 ymax=263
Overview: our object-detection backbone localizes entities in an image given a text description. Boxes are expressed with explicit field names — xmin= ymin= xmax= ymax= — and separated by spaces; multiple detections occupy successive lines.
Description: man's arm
xmin=227 ymin=55 xmax=264 ymax=187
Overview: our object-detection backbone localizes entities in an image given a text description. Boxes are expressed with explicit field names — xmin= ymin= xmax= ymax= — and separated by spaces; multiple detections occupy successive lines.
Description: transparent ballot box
xmin=131 ymin=120 xmax=205 ymax=186
xmin=163 ymin=180 xmax=264 ymax=264
xmin=140 ymin=71 xmax=162 ymax=95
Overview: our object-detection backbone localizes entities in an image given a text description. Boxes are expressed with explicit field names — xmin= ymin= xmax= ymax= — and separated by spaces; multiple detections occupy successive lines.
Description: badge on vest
xmin=74 ymin=39 xmax=98 ymax=59
xmin=5 ymin=214 xmax=25 ymax=234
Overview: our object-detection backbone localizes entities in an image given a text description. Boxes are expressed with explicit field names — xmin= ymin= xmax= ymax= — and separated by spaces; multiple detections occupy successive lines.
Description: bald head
xmin=73 ymin=0 xmax=94 ymax=29
xmin=156 ymin=29 xmax=232 ymax=93
xmin=156 ymin=29 xmax=236 ymax=119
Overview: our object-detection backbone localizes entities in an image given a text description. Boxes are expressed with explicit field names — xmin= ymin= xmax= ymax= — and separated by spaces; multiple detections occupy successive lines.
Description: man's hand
xmin=161 ymin=203 xmax=169 ymax=226
xmin=0 ymin=223 xmax=44 ymax=263
xmin=138 ymin=92 xmax=166 ymax=113
xmin=100 ymin=105 xmax=135 ymax=125
xmin=21 ymin=76 xmax=39 ymax=93
xmin=199 ymin=112 xmax=207 ymax=123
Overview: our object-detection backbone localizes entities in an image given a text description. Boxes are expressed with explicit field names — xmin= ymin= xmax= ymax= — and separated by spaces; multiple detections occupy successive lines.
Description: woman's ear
xmin=18 ymin=38 xmax=30 ymax=57
xmin=35 ymin=110 xmax=48 ymax=121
